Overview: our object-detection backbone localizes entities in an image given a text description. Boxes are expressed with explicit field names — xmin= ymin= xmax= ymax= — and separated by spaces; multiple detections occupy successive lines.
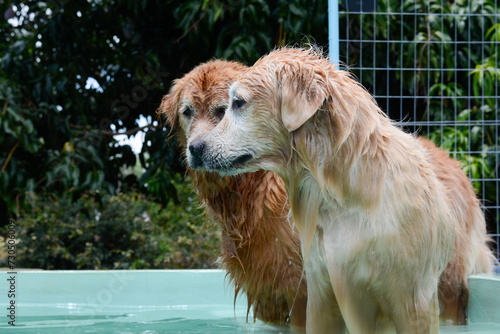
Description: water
xmin=4 ymin=314 xmax=290 ymax=333
xmin=1 ymin=270 xmax=499 ymax=333
xmin=6 ymin=310 xmax=500 ymax=333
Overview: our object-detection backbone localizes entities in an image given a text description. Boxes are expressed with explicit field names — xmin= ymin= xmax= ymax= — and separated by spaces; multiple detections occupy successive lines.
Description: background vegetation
xmin=0 ymin=0 xmax=498 ymax=268
xmin=0 ymin=0 xmax=328 ymax=269
xmin=12 ymin=175 xmax=219 ymax=269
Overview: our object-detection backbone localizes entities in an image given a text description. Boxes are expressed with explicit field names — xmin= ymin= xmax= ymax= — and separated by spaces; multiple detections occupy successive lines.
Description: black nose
xmin=189 ymin=141 xmax=205 ymax=159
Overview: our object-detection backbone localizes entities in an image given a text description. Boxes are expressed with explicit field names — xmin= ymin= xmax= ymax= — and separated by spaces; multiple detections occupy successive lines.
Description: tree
xmin=0 ymin=0 xmax=329 ymax=223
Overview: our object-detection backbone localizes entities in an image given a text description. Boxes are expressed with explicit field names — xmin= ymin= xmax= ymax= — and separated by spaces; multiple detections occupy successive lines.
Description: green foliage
xmin=4 ymin=175 xmax=219 ymax=270
xmin=0 ymin=0 xmax=328 ymax=223
xmin=341 ymin=0 xmax=499 ymax=187
xmin=0 ymin=0 xmax=328 ymax=269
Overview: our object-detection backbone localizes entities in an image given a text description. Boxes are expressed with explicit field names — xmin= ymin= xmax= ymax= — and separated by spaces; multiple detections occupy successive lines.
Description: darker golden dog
xmin=159 ymin=60 xmax=307 ymax=329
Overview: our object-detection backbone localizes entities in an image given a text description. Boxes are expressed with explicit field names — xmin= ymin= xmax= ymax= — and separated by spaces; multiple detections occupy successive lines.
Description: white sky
xmin=86 ymin=77 xmax=147 ymax=155
xmin=113 ymin=115 xmax=148 ymax=155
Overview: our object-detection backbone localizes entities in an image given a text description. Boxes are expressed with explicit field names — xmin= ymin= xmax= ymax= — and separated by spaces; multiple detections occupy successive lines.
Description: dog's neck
xmin=188 ymin=168 xmax=291 ymax=241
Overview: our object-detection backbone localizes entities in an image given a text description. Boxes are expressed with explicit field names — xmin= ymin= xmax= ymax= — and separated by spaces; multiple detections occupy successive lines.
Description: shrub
xmin=4 ymin=175 xmax=220 ymax=269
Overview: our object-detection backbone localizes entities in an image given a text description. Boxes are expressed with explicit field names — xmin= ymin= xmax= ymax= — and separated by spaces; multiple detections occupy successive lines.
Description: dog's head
xmin=159 ymin=60 xmax=247 ymax=169
xmin=195 ymin=48 xmax=356 ymax=176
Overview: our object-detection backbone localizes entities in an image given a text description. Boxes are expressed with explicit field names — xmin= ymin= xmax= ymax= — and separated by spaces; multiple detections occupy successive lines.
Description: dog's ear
xmin=277 ymin=62 xmax=327 ymax=132
xmin=158 ymin=90 xmax=179 ymax=129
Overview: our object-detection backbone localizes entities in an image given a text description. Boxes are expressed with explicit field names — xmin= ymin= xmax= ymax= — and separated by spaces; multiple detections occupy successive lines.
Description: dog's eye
xmin=183 ymin=108 xmax=193 ymax=118
xmin=214 ymin=106 xmax=226 ymax=119
xmin=231 ymin=97 xmax=246 ymax=110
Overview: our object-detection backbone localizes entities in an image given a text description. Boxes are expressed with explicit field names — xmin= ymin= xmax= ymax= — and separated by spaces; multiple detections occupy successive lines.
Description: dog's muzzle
xmin=232 ymin=154 xmax=252 ymax=165
xmin=188 ymin=140 xmax=253 ymax=173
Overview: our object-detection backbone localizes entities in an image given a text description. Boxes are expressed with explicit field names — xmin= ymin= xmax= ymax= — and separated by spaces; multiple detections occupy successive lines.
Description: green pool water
xmin=0 ymin=269 xmax=499 ymax=333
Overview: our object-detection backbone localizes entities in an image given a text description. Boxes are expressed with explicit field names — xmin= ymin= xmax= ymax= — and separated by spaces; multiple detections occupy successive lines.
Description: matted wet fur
xmin=419 ymin=137 xmax=495 ymax=324
xmin=159 ymin=60 xmax=307 ymax=328
xmin=190 ymin=48 xmax=496 ymax=333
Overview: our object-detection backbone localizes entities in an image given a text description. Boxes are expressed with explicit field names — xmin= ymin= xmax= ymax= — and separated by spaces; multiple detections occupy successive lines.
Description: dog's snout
xmin=189 ymin=141 xmax=206 ymax=158
xmin=188 ymin=140 xmax=206 ymax=169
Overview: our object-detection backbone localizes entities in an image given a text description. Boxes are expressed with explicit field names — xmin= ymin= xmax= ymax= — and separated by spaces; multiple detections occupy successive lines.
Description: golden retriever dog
xmin=187 ymin=47 xmax=495 ymax=333
xmin=159 ymin=60 xmax=307 ymax=329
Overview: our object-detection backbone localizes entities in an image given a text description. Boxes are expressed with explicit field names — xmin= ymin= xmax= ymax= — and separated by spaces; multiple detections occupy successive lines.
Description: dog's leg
xmin=330 ymin=276 xmax=378 ymax=334
xmin=305 ymin=243 xmax=346 ymax=333
xmin=306 ymin=283 xmax=346 ymax=333
xmin=390 ymin=297 xmax=433 ymax=334
xmin=289 ymin=294 xmax=308 ymax=331
xmin=439 ymin=279 xmax=468 ymax=325
xmin=430 ymin=293 xmax=440 ymax=334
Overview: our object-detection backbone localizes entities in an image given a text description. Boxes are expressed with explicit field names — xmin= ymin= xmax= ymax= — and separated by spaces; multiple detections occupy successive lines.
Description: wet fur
xmin=419 ymin=137 xmax=495 ymax=324
xmin=159 ymin=60 xmax=307 ymax=328
xmin=195 ymin=48 xmax=496 ymax=333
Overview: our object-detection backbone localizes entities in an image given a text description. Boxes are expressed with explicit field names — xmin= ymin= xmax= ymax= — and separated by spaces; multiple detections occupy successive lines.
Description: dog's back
xmin=420 ymin=137 xmax=495 ymax=324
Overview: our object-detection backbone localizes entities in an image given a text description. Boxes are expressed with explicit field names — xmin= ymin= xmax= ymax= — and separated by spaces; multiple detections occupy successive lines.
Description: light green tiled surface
xmin=0 ymin=269 xmax=499 ymax=333
xmin=468 ymin=274 xmax=500 ymax=324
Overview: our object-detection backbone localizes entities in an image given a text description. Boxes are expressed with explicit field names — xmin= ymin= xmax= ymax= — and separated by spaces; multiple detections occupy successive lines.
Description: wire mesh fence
xmin=338 ymin=0 xmax=499 ymax=260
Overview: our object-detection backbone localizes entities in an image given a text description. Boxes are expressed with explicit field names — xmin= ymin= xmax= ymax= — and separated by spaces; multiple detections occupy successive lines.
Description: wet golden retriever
xmin=186 ymin=48 xmax=495 ymax=333
xmin=159 ymin=60 xmax=307 ymax=329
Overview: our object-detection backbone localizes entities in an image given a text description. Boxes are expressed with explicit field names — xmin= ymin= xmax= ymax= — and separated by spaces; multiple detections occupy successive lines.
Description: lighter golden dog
xmin=187 ymin=48 xmax=495 ymax=333
xmin=159 ymin=60 xmax=307 ymax=329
